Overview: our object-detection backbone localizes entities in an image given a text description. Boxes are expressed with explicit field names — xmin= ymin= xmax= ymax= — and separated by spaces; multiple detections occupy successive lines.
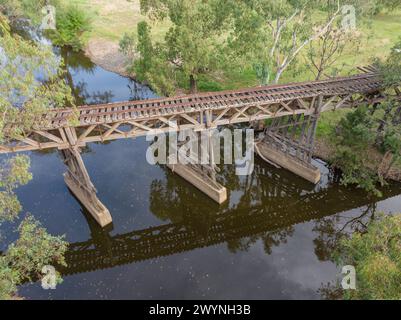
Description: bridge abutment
xmin=167 ymin=163 xmax=227 ymax=203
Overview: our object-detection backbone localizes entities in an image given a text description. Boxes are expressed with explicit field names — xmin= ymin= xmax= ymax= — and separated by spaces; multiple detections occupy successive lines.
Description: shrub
xmin=48 ymin=5 xmax=91 ymax=51
xmin=0 ymin=215 xmax=68 ymax=299
xmin=331 ymin=106 xmax=381 ymax=195
xmin=334 ymin=214 xmax=401 ymax=300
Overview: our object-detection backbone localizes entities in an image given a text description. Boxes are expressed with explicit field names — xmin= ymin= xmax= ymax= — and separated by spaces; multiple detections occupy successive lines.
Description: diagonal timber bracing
xmin=1 ymin=72 xmax=385 ymax=154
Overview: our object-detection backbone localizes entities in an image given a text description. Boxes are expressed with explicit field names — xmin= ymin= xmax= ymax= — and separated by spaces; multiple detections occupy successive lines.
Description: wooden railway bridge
xmin=1 ymin=69 xmax=396 ymax=227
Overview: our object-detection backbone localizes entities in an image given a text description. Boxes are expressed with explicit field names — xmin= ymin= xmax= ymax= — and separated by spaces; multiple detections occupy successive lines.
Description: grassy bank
xmin=69 ymin=0 xmax=170 ymax=42
xmin=71 ymin=1 xmax=401 ymax=90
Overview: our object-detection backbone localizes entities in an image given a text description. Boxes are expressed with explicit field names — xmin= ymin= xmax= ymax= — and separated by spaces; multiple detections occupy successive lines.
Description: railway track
xmin=36 ymin=72 xmax=382 ymax=129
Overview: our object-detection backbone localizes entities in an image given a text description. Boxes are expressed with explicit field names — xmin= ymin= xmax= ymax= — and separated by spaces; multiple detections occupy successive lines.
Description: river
xmin=1 ymin=44 xmax=401 ymax=300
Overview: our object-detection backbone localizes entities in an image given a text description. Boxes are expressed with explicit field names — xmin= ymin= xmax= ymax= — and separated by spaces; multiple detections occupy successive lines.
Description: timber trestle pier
xmin=1 ymin=70 xmax=398 ymax=227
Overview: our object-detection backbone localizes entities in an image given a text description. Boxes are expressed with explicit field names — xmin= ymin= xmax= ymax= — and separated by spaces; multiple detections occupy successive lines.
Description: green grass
xmin=233 ymin=11 xmax=401 ymax=89
xmin=194 ymin=11 xmax=401 ymax=93
xmin=316 ymin=109 xmax=351 ymax=137
xmin=66 ymin=0 xmax=170 ymax=42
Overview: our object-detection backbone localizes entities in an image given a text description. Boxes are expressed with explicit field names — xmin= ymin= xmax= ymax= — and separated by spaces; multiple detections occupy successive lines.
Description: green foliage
xmin=135 ymin=21 xmax=155 ymax=79
xmin=331 ymin=97 xmax=400 ymax=195
xmin=0 ymin=155 xmax=32 ymax=222
xmin=47 ymin=5 xmax=92 ymax=51
xmin=0 ymin=11 xmax=9 ymax=34
xmin=375 ymin=38 xmax=401 ymax=88
xmin=334 ymin=106 xmax=375 ymax=149
xmin=331 ymin=37 xmax=401 ymax=193
xmin=119 ymin=32 xmax=136 ymax=59
xmin=0 ymin=19 xmax=71 ymax=300
xmin=0 ymin=215 xmax=68 ymax=299
xmin=228 ymin=0 xmax=331 ymax=84
xmin=0 ymin=0 xmax=63 ymax=27
xmin=6 ymin=215 xmax=68 ymax=281
xmin=331 ymin=106 xmax=381 ymax=195
xmin=253 ymin=62 xmax=271 ymax=86
xmin=124 ymin=0 xmax=401 ymax=92
xmin=126 ymin=0 xmax=232 ymax=95
xmin=383 ymin=128 xmax=401 ymax=160
xmin=373 ymin=40 xmax=401 ymax=161
xmin=121 ymin=21 xmax=175 ymax=96
xmin=334 ymin=214 xmax=401 ymax=300
xmin=0 ymin=257 xmax=17 ymax=300
xmin=0 ymin=25 xmax=74 ymax=142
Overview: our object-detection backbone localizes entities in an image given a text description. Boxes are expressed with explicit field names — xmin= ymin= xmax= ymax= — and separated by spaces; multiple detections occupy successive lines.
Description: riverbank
xmin=314 ymin=137 xmax=401 ymax=183
xmin=77 ymin=0 xmax=168 ymax=80
xmin=84 ymin=38 xmax=133 ymax=78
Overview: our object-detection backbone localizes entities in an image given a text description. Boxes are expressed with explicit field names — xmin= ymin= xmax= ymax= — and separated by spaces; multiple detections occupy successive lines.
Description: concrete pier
xmin=255 ymin=141 xmax=321 ymax=184
xmin=168 ymin=164 xmax=227 ymax=203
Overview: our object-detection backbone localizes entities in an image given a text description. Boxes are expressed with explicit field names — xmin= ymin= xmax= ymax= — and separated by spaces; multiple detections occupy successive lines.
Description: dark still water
xmin=2 ymin=49 xmax=401 ymax=300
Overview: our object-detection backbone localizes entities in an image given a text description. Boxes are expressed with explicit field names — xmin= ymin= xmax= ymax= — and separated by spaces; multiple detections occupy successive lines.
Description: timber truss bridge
xmin=1 ymin=68 xmax=398 ymax=227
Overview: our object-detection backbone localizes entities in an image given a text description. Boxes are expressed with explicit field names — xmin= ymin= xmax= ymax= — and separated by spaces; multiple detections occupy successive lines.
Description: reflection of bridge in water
xmin=61 ymin=171 xmax=400 ymax=276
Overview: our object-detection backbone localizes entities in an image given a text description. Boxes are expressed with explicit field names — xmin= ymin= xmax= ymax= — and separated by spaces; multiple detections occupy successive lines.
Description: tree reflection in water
xmin=60 ymin=48 xmax=116 ymax=106
xmin=314 ymin=202 xmax=381 ymax=299
xmin=313 ymin=202 xmax=378 ymax=263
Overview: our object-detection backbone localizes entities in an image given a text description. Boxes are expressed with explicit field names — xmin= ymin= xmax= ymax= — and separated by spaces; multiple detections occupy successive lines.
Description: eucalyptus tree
xmin=229 ymin=0 xmax=401 ymax=85
xmin=127 ymin=0 xmax=232 ymax=95
xmin=305 ymin=23 xmax=362 ymax=80
xmin=376 ymin=39 xmax=401 ymax=89
xmin=228 ymin=0 xmax=344 ymax=84
xmin=0 ymin=16 xmax=70 ymax=299
xmin=374 ymin=39 xmax=401 ymax=175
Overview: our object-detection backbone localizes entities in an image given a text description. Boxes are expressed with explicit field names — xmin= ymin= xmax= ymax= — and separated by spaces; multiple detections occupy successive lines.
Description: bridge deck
xmin=1 ymin=72 xmax=383 ymax=154
xmin=21 ymin=73 xmax=382 ymax=129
